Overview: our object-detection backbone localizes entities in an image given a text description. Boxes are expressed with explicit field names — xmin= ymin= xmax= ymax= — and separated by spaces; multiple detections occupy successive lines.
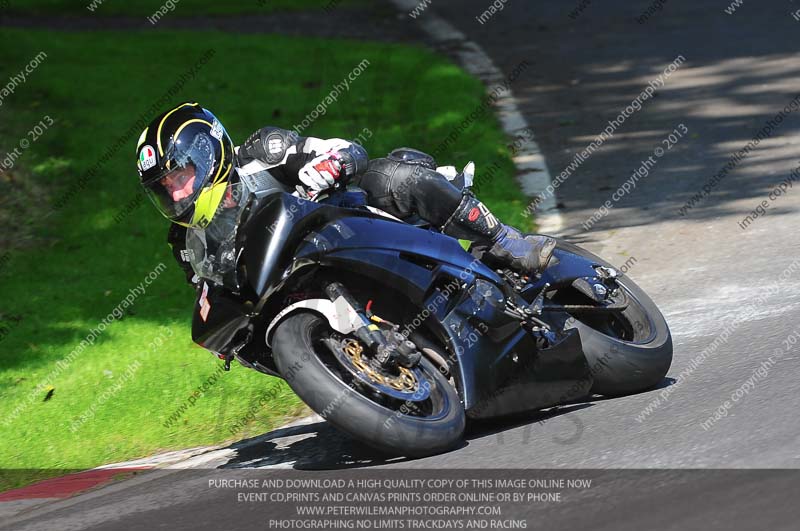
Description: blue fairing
xmin=241 ymin=193 xmax=498 ymax=302
xmin=294 ymin=215 xmax=502 ymax=302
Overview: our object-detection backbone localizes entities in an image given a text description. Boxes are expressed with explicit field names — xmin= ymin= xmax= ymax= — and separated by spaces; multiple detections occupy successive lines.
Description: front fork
xmin=323 ymin=282 xmax=422 ymax=370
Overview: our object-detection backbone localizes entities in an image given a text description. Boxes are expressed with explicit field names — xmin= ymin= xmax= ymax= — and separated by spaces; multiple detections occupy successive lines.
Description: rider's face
xmin=160 ymin=164 xmax=196 ymax=202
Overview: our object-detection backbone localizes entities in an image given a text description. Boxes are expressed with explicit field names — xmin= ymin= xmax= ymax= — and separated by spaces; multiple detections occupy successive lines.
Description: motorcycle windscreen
xmin=184 ymin=182 xmax=249 ymax=289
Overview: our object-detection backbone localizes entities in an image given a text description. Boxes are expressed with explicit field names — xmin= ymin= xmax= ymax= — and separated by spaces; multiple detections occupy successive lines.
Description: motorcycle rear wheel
xmin=548 ymin=240 xmax=673 ymax=396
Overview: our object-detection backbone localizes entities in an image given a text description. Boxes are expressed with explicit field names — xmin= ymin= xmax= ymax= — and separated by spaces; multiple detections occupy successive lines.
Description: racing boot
xmin=441 ymin=193 xmax=556 ymax=276
xmin=488 ymin=225 xmax=557 ymax=276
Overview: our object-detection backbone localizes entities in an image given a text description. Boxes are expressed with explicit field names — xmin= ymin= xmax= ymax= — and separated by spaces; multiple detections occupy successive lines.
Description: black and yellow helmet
xmin=136 ymin=102 xmax=235 ymax=228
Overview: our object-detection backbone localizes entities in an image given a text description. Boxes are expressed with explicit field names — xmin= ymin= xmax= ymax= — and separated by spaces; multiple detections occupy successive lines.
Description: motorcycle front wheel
xmin=271 ymin=311 xmax=465 ymax=457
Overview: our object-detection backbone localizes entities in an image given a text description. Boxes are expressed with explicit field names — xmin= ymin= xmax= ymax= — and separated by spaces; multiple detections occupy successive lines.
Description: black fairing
xmin=191 ymin=283 xmax=251 ymax=352
xmin=465 ymin=329 xmax=592 ymax=419
xmin=238 ymin=192 xmax=378 ymax=302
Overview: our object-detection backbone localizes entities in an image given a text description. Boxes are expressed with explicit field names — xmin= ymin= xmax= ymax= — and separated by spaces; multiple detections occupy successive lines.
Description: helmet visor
xmin=143 ymin=132 xmax=216 ymax=220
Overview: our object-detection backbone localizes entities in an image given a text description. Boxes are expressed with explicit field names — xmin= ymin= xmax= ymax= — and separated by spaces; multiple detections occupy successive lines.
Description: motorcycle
xmin=188 ymin=173 xmax=672 ymax=457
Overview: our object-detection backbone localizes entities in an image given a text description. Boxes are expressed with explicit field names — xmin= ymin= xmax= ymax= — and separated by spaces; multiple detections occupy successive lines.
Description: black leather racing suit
xmin=236 ymin=127 xmax=465 ymax=225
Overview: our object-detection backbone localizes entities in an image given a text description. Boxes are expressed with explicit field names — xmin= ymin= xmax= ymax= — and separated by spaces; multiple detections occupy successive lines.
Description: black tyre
xmin=547 ymin=240 xmax=673 ymax=396
xmin=272 ymin=312 xmax=465 ymax=457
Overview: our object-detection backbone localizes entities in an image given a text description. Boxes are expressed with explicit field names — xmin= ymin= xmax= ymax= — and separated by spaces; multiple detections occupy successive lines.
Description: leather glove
xmin=298 ymin=153 xmax=343 ymax=196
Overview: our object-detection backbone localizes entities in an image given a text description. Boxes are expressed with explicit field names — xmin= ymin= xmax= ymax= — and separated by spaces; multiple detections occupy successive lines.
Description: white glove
xmin=298 ymin=153 xmax=342 ymax=195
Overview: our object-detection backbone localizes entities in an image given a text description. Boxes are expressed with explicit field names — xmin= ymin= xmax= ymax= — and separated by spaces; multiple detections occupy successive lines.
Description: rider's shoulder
xmin=253 ymin=126 xmax=302 ymax=146
xmin=238 ymin=126 xmax=303 ymax=166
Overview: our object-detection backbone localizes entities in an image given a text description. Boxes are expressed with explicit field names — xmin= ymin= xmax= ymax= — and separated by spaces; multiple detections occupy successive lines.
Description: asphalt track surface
xmin=4 ymin=1 xmax=800 ymax=529
xmin=421 ymin=0 xmax=800 ymax=470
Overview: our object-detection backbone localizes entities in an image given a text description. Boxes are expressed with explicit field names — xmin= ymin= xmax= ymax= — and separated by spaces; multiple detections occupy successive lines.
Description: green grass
xmin=3 ymin=0 xmax=364 ymax=16
xmin=0 ymin=27 xmax=531 ymax=482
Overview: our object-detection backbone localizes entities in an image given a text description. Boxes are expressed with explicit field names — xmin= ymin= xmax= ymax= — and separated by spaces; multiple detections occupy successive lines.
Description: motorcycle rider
xmin=135 ymin=103 xmax=555 ymax=285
